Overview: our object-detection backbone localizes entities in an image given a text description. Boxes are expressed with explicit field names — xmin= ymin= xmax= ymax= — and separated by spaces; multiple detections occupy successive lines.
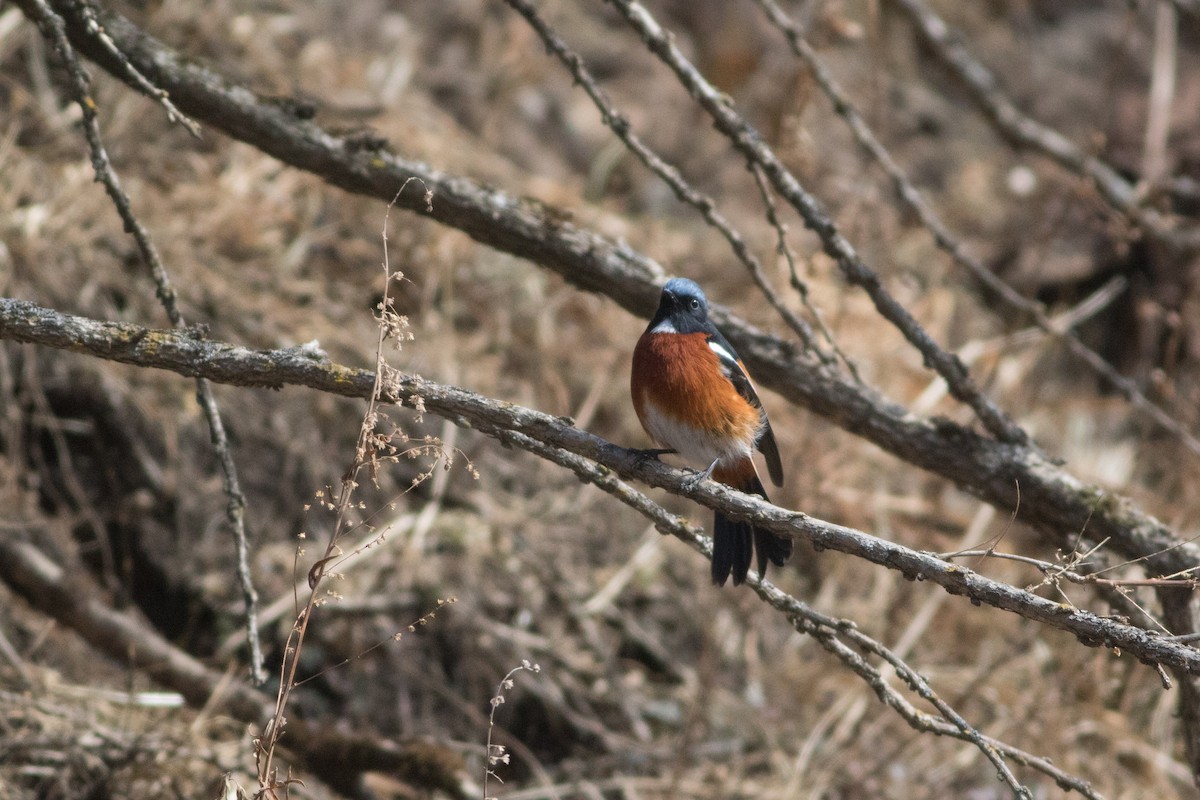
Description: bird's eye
xmin=689 ymin=298 xmax=700 ymax=309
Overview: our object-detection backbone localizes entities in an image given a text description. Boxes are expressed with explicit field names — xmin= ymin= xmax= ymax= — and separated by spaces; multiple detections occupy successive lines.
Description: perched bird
xmin=631 ymin=278 xmax=792 ymax=586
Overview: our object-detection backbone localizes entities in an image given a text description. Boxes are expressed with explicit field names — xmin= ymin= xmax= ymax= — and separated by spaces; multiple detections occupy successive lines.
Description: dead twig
xmin=21 ymin=0 xmax=265 ymax=684
xmin=498 ymin=0 xmax=829 ymax=360
xmin=484 ymin=661 xmax=542 ymax=800
xmin=0 ymin=538 xmax=469 ymax=798
xmin=747 ymin=162 xmax=863 ymax=382
xmin=4 ymin=298 xmax=1199 ymax=679
xmin=753 ymin=0 xmax=1200 ymax=459
xmin=943 ymin=548 xmax=1198 ymax=590
xmin=72 ymin=0 xmax=201 ymax=137
xmin=257 ymin=183 xmax=438 ymax=795
xmin=888 ymin=0 xmax=1200 ymax=253
xmin=602 ymin=0 xmax=1031 ymax=448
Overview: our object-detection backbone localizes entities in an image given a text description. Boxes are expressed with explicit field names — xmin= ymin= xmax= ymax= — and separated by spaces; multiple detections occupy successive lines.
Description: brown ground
xmin=2 ymin=1 xmax=1200 ymax=798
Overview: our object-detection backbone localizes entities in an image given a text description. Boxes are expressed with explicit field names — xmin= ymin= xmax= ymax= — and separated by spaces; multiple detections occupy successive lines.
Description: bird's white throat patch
xmin=649 ymin=318 xmax=677 ymax=334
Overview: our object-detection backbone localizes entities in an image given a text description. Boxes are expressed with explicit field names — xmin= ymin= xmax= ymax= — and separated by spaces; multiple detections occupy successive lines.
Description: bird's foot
xmin=681 ymin=459 xmax=719 ymax=491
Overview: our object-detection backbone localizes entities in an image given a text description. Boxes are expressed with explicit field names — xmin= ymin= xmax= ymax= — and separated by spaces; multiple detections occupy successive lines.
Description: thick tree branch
xmin=753 ymin=0 xmax=1200 ymax=459
xmin=12 ymin=0 xmax=1200 ymax=620
xmin=3 ymin=298 xmax=1199 ymax=679
xmin=500 ymin=429 xmax=1091 ymax=798
xmin=602 ymin=0 xmax=1029 ymax=448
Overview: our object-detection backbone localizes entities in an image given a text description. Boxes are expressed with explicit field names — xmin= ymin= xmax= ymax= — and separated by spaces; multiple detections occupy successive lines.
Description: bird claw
xmin=682 ymin=460 xmax=718 ymax=491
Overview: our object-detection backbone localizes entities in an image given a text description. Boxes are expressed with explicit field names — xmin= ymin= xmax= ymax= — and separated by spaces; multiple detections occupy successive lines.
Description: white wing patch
xmin=708 ymin=337 xmax=755 ymax=395
xmin=707 ymin=338 xmax=739 ymax=368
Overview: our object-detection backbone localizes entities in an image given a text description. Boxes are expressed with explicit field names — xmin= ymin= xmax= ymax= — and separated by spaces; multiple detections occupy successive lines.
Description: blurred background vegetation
xmin=2 ymin=1 xmax=1200 ymax=797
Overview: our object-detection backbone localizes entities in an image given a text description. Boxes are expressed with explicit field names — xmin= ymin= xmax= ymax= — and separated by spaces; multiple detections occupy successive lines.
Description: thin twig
xmin=23 ymin=0 xmax=265 ymax=684
xmin=258 ymin=183 xmax=432 ymax=793
xmin=21 ymin=360 xmax=119 ymax=589
xmin=602 ymin=0 xmax=1032 ymax=448
xmin=484 ymin=661 xmax=542 ymax=800
xmin=943 ymin=549 xmax=1198 ymax=589
xmin=748 ymin=162 xmax=863 ymax=381
xmin=5 ymin=299 xmax=1200 ymax=678
xmin=73 ymin=0 xmax=202 ymax=137
xmin=0 ymin=538 xmax=469 ymax=797
xmin=754 ymin=0 xmax=1200 ymax=458
xmin=888 ymin=0 xmax=1200 ymax=253
xmin=499 ymin=0 xmax=830 ymax=360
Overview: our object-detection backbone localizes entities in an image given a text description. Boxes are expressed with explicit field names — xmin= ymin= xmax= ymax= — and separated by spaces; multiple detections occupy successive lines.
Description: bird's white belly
xmin=642 ymin=401 xmax=754 ymax=469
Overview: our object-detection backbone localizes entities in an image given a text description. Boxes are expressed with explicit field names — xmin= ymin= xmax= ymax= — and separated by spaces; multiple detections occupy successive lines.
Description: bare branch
xmin=22 ymin=0 xmax=265 ymax=683
xmin=72 ymin=0 xmax=201 ymax=136
xmin=0 ymin=537 xmax=470 ymax=798
xmin=753 ymin=0 xmax=1200 ymax=459
xmin=498 ymin=0 xmax=828 ymax=358
xmin=17 ymin=0 xmax=1200 ymax=626
xmin=601 ymin=0 xmax=1030 ymax=447
xmin=944 ymin=548 xmax=1198 ymax=589
xmin=500 ymin=429 xmax=1085 ymax=798
xmin=878 ymin=1 xmax=1200 ymax=780
xmin=3 ymin=298 xmax=1199 ymax=678
xmin=888 ymin=0 xmax=1200 ymax=253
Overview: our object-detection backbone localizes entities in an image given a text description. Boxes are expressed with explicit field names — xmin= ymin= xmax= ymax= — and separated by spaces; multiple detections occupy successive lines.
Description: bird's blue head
xmin=648 ymin=277 xmax=711 ymax=333
xmin=663 ymin=278 xmax=707 ymax=308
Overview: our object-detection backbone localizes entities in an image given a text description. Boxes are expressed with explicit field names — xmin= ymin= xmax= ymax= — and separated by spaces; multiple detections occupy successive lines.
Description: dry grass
xmin=2 ymin=1 xmax=1200 ymax=798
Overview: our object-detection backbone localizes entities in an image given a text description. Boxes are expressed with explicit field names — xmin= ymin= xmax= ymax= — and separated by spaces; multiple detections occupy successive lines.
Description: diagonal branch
xmin=875 ymin=2 xmax=1200 ymax=782
xmin=752 ymin=0 xmax=1200 ymax=459
xmin=15 ymin=0 xmax=1200 ymax=612
xmin=499 ymin=0 xmax=828 ymax=360
xmin=23 ymin=0 xmax=265 ymax=684
xmin=3 ymin=297 xmax=1199 ymax=678
xmin=888 ymin=0 xmax=1200 ymax=254
xmin=601 ymin=0 xmax=1029 ymax=448
xmin=499 ymin=430 xmax=1081 ymax=799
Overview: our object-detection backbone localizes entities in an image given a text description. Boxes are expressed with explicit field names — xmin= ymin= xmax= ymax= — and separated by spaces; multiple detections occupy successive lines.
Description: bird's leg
xmin=681 ymin=458 xmax=720 ymax=491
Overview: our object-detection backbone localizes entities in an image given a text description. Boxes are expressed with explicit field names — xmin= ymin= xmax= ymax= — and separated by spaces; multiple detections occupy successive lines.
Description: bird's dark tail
xmin=710 ymin=461 xmax=792 ymax=586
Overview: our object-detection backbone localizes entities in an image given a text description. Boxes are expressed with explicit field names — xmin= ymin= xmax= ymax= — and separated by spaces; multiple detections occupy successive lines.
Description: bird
xmin=630 ymin=277 xmax=792 ymax=586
